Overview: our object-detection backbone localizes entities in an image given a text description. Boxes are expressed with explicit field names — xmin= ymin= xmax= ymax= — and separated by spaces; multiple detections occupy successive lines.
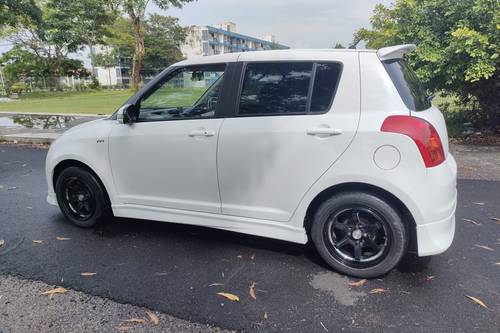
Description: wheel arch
xmin=53 ymin=159 xmax=112 ymax=205
xmin=304 ymin=182 xmax=418 ymax=254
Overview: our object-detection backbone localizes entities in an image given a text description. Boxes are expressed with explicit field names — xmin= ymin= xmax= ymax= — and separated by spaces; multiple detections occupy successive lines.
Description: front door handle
xmin=307 ymin=127 xmax=343 ymax=136
xmin=188 ymin=129 xmax=215 ymax=137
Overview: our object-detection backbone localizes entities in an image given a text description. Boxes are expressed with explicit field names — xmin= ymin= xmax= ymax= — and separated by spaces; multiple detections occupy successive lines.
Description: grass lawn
xmin=0 ymin=90 xmax=133 ymax=115
xmin=0 ymin=88 xmax=208 ymax=115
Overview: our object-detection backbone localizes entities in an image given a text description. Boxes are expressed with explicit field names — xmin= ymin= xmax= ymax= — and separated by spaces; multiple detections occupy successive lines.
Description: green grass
xmin=0 ymin=90 xmax=133 ymax=115
xmin=0 ymin=88 xmax=208 ymax=115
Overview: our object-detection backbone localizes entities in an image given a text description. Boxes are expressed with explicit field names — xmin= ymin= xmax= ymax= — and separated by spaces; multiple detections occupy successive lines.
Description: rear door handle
xmin=188 ymin=129 xmax=215 ymax=137
xmin=307 ymin=127 xmax=343 ymax=136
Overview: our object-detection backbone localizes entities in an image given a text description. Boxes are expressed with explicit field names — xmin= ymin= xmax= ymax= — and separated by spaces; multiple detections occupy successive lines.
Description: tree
xmin=106 ymin=14 xmax=186 ymax=79
xmin=119 ymin=0 xmax=195 ymax=91
xmin=354 ymin=0 xmax=499 ymax=129
xmin=0 ymin=0 xmax=42 ymax=28
xmin=333 ymin=43 xmax=345 ymax=49
xmin=3 ymin=0 xmax=115 ymax=89
xmin=92 ymin=50 xmax=118 ymax=86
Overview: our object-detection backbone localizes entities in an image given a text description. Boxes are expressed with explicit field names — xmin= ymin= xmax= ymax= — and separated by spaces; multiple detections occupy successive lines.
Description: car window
xmin=310 ymin=63 xmax=342 ymax=113
xmin=138 ymin=64 xmax=225 ymax=122
xmin=383 ymin=59 xmax=431 ymax=111
xmin=239 ymin=62 xmax=313 ymax=115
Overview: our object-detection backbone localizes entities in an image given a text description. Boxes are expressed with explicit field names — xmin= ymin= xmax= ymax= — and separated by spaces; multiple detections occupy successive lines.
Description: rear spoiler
xmin=377 ymin=44 xmax=416 ymax=61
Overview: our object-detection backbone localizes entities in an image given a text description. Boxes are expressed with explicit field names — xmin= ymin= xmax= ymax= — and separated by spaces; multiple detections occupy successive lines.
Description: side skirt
xmin=112 ymin=204 xmax=308 ymax=244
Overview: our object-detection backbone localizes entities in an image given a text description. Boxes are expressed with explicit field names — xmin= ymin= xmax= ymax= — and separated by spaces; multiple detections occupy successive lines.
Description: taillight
xmin=381 ymin=115 xmax=445 ymax=168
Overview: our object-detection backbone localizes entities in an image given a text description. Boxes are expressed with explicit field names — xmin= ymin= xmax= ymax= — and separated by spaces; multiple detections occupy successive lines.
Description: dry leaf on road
xmin=32 ymin=240 xmax=44 ymax=244
xmin=462 ymin=218 xmax=480 ymax=225
xmin=56 ymin=237 xmax=71 ymax=241
xmin=0 ymin=240 xmax=5 ymax=247
xmin=348 ymin=279 xmax=367 ymax=287
xmin=495 ymin=262 xmax=500 ymax=266
xmin=425 ymin=276 xmax=436 ymax=281
xmin=264 ymin=312 xmax=268 ymax=319
xmin=474 ymin=244 xmax=494 ymax=251
xmin=122 ymin=318 xmax=145 ymax=324
xmin=146 ymin=311 xmax=159 ymax=325
xmin=40 ymin=287 xmax=68 ymax=299
xmin=80 ymin=272 xmax=97 ymax=276
xmin=115 ymin=326 xmax=133 ymax=331
xmin=217 ymin=292 xmax=240 ymax=302
xmin=369 ymin=288 xmax=388 ymax=294
xmin=249 ymin=282 xmax=257 ymax=300
xmin=465 ymin=295 xmax=488 ymax=308
xmin=489 ymin=217 xmax=500 ymax=224
xmin=473 ymin=202 xmax=485 ymax=205
xmin=208 ymin=283 xmax=224 ymax=287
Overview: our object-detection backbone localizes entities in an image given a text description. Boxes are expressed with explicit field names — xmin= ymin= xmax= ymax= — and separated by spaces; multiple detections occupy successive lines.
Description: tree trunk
xmin=130 ymin=14 xmax=144 ymax=92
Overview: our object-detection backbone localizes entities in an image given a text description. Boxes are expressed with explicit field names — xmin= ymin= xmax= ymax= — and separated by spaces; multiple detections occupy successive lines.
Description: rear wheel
xmin=55 ymin=166 xmax=112 ymax=228
xmin=311 ymin=192 xmax=407 ymax=278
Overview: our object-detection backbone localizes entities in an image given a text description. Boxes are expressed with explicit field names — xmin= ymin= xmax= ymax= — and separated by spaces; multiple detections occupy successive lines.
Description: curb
xmin=0 ymin=133 xmax=59 ymax=145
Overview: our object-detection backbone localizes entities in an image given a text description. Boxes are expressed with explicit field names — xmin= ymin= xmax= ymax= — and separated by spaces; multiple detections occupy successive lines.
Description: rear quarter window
xmin=383 ymin=59 xmax=431 ymax=111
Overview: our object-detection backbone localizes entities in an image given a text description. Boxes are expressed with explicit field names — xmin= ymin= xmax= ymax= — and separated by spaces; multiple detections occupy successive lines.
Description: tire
xmin=55 ymin=166 xmax=112 ymax=228
xmin=311 ymin=191 xmax=408 ymax=278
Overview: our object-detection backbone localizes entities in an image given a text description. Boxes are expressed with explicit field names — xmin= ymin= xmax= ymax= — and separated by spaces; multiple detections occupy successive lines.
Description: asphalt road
xmin=1 ymin=144 xmax=499 ymax=332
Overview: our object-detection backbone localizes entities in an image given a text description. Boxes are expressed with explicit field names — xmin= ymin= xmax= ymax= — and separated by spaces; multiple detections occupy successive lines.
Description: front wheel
xmin=55 ymin=166 xmax=112 ymax=228
xmin=311 ymin=192 xmax=408 ymax=278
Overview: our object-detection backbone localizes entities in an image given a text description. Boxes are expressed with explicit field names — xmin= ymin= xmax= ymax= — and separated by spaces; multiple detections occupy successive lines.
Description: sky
xmin=0 ymin=0 xmax=393 ymax=62
xmin=156 ymin=0 xmax=393 ymax=48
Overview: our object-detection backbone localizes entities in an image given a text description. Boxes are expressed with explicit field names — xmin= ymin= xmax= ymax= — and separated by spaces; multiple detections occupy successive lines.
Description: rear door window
xmin=310 ymin=63 xmax=342 ymax=113
xmin=383 ymin=59 xmax=431 ymax=111
xmin=239 ymin=62 xmax=313 ymax=115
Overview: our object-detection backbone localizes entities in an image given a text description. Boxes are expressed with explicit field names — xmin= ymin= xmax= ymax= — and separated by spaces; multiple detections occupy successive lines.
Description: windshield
xmin=383 ymin=59 xmax=431 ymax=111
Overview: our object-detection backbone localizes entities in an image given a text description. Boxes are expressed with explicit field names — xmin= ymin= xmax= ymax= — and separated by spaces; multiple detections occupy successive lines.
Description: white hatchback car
xmin=46 ymin=44 xmax=457 ymax=277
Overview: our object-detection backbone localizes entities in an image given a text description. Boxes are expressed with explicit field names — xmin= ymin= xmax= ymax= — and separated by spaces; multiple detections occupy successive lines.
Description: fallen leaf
xmin=80 ymin=272 xmax=97 ymax=276
xmin=369 ymin=288 xmax=388 ymax=294
xmin=465 ymin=295 xmax=488 ymax=308
xmin=489 ymin=217 xmax=500 ymax=224
xmin=146 ymin=311 xmax=159 ymax=325
xmin=0 ymin=240 xmax=4 ymax=247
xmin=115 ymin=326 xmax=133 ymax=331
xmin=56 ymin=237 xmax=71 ymax=241
xmin=7 ymin=187 xmax=17 ymax=190
xmin=474 ymin=244 xmax=494 ymax=251
xmin=425 ymin=275 xmax=436 ymax=281
xmin=41 ymin=287 xmax=68 ymax=299
xmin=249 ymin=282 xmax=257 ymax=300
xmin=208 ymin=283 xmax=224 ymax=287
xmin=122 ymin=318 xmax=145 ymax=324
xmin=264 ymin=311 xmax=268 ymax=319
xmin=217 ymin=292 xmax=240 ymax=302
xmin=462 ymin=218 xmax=480 ymax=225
xmin=32 ymin=240 xmax=44 ymax=244
xmin=494 ymin=262 xmax=500 ymax=266
xmin=348 ymin=279 xmax=367 ymax=287
xmin=473 ymin=202 xmax=485 ymax=205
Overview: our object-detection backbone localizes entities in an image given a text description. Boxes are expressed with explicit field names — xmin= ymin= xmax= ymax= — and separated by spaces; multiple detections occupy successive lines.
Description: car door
xmin=108 ymin=63 xmax=228 ymax=214
xmin=217 ymin=54 xmax=360 ymax=222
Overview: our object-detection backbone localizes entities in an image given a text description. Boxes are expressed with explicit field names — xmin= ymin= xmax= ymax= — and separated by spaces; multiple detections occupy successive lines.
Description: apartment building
xmin=181 ymin=22 xmax=289 ymax=58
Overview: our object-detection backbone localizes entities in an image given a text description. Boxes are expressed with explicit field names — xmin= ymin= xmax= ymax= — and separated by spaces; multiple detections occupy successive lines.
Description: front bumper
xmin=47 ymin=192 xmax=57 ymax=206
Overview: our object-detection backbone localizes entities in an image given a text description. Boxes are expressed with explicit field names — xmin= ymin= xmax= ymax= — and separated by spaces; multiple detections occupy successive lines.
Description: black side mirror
xmin=117 ymin=104 xmax=138 ymax=124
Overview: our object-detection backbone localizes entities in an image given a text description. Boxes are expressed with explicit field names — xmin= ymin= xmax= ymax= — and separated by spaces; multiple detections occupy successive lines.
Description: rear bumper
xmin=414 ymin=154 xmax=457 ymax=256
xmin=416 ymin=196 xmax=456 ymax=256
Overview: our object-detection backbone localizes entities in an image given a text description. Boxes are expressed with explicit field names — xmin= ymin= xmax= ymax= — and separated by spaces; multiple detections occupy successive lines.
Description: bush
xmin=10 ymin=82 xmax=29 ymax=94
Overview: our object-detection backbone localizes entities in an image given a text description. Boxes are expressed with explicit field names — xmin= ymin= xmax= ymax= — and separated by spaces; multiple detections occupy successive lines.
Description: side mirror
xmin=117 ymin=104 xmax=137 ymax=124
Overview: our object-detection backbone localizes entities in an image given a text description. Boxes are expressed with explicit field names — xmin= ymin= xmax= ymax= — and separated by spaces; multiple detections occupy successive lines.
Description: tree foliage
xmin=118 ymin=0 xmax=195 ymax=91
xmin=354 ymin=0 xmax=499 ymax=129
xmin=0 ymin=0 xmax=42 ymax=29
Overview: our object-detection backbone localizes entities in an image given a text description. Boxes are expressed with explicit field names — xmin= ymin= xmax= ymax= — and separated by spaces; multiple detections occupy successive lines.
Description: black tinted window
xmin=383 ymin=59 xmax=431 ymax=111
xmin=239 ymin=62 xmax=312 ymax=115
xmin=310 ymin=63 xmax=342 ymax=112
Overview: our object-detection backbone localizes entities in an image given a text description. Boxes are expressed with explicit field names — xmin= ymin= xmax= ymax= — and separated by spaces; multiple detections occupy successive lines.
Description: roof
xmin=173 ymin=45 xmax=415 ymax=66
